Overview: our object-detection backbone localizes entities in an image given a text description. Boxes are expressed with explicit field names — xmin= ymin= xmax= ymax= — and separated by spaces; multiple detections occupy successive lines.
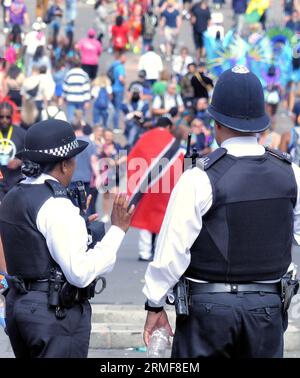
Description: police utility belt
xmin=7 ymin=268 xmax=106 ymax=319
xmin=172 ymin=275 xmax=299 ymax=317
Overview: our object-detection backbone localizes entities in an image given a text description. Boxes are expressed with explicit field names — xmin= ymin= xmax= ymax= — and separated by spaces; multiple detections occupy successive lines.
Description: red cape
xmin=127 ymin=127 xmax=184 ymax=234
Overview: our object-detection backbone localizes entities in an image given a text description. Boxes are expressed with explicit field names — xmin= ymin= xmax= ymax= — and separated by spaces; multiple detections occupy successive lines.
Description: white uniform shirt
xmin=23 ymin=174 xmax=125 ymax=288
xmin=143 ymin=136 xmax=300 ymax=306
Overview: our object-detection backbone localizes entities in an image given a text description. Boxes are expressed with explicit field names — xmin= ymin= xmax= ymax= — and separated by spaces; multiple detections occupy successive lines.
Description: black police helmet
xmin=16 ymin=120 xmax=88 ymax=163
xmin=208 ymin=65 xmax=270 ymax=133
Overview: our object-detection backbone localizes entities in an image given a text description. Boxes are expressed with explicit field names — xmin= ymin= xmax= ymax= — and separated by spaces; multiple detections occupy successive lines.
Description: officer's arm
xmin=143 ymin=167 xmax=213 ymax=307
xmin=36 ymin=197 xmax=127 ymax=288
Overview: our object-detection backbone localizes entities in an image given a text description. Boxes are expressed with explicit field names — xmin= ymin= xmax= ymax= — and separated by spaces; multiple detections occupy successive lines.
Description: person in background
xmin=0 ymin=101 xmax=25 ymax=202
xmin=23 ymin=20 xmax=47 ymax=76
xmin=41 ymin=98 xmax=67 ymax=121
xmin=172 ymin=47 xmax=194 ymax=81
xmin=232 ymin=0 xmax=248 ymax=35
xmin=76 ymin=28 xmax=102 ymax=81
xmin=111 ymin=15 xmax=129 ymax=52
xmin=44 ymin=0 xmax=63 ymax=48
xmin=99 ymin=129 xmax=124 ymax=223
xmin=92 ymin=74 xmax=112 ymax=129
xmin=6 ymin=64 xmax=24 ymax=109
xmin=190 ymin=117 xmax=214 ymax=156
xmin=70 ymin=121 xmax=100 ymax=215
xmin=111 ymin=51 xmax=126 ymax=131
xmin=122 ymin=87 xmax=150 ymax=150
xmin=141 ymin=6 xmax=158 ymax=53
xmin=27 ymin=45 xmax=52 ymax=76
xmin=62 ymin=58 xmax=91 ymax=123
xmin=180 ymin=62 xmax=196 ymax=109
xmin=138 ymin=45 xmax=163 ymax=86
xmin=93 ymin=0 xmax=108 ymax=46
xmin=279 ymin=101 xmax=300 ymax=165
xmin=194 ymin=97 xmax=212 ymax=126
xmin=191 ymin=62 xmax=214 ymax=100
xmin=65 ymin=0 xmax=77 ymax=42
xmin=160 ymin=0 xmax=181 ymax=61
xmin=190 ymin=0 xmax=211 ymax=63
xmin=152 ymin=81 xmax=184 ymax=118
xmin=7 ymin=0 xmax=29 ymax=30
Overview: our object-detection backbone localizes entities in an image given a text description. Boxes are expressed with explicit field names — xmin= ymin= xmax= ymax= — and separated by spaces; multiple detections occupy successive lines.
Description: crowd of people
xmin=0 ymin=0 xmax=300 ymax=228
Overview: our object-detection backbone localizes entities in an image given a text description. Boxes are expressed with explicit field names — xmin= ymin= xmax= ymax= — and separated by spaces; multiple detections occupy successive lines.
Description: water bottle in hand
xmin=147 ymin=327 xmax=169 ymax=358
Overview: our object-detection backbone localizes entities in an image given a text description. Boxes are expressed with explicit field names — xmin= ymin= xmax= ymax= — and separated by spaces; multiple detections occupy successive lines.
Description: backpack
xmin=107 ymin=64 xmax=115 ymax=84
xmin=94 ymin=87 xmax=109 ymax=110
xmin=143 ymin=13 xmax=156 ymax=40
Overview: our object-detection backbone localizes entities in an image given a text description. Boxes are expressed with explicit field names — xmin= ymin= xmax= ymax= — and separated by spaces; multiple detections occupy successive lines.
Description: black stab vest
xmin=185 ymin=149 xmax=298 ymax=283
xmin=0 ymin=180 xmax=69 ymax=280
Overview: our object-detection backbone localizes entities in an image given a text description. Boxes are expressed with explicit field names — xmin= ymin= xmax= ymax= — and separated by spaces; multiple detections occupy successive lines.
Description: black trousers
xmin=171 ymin=292 xmax=287 ymax=358
xmin=5 ymin=288 xmax=91 ymax=358
xmin=82 ymin=64 xmax=98 ymax=81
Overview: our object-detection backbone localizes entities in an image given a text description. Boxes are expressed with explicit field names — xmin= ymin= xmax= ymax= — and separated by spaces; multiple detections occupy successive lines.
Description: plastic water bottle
xmin=147 ymin=327 xmax=169 ymax=358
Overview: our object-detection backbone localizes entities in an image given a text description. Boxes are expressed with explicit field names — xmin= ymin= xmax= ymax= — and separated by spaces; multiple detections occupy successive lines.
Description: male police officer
xmin=0 ymin=119 xmax=134 ymax=358
xmin=143 ymin=65 xmax=300 ymax=358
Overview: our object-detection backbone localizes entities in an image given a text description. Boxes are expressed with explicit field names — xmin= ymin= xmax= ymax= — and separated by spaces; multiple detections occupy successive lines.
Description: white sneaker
xmin=100 ymin=215 xmax=110 ymax=224
xmin=113 ymin=128 xmax=123 ymax=134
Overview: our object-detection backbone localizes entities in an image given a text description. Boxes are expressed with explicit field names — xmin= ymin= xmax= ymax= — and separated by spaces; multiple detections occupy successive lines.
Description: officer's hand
xmin=143 ymin=310 xmax=174 ymax=346
xmin=111 ymin=193 xmax=135 ymax=233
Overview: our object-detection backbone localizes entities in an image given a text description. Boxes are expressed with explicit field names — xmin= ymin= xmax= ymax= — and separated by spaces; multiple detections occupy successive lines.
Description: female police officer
xmin=143 ymin=65 xmax=300 ymax=358
xmin=0 ymin=119 xmax=134 ymax=358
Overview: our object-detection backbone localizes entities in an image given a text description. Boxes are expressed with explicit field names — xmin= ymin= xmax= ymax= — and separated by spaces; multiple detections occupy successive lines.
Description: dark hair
xmin=33 ymin=46 xmax=44 ymax=62
xmin=156 ymin=117 xmax=173 ymax=128
xmin=0 ymin=102 xmax=13 ymax=115
xmin=21 ymin=160 xmax=57 ymax=178
xmin=39 ymin=65 xmax=47 ymax=74
xmin=116 ymin=15 xmax=123 ymax=26
xmin=94 ymin=0 xmax=103 ymax=9
xmin=72 ymin=122 xmax=83 ymax=132
xmin=7 ymin=64 xmax=21 ymax=80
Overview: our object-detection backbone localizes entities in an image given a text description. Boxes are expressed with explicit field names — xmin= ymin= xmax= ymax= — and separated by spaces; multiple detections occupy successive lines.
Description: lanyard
xmin=0 ymin=126 xmax=13 ymax=149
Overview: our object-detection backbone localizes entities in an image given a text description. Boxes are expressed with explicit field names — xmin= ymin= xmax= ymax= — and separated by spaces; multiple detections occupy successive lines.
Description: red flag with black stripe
xmin=127 ymin=127 xmax=184 ymax=234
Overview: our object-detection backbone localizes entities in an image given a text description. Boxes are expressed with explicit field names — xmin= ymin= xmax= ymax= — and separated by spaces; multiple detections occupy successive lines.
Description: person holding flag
xmin=127 ymin=117 xmax=185 ymax=261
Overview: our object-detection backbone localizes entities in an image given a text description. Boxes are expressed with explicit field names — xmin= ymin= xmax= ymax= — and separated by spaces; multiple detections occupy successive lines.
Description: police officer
xmin=0 ymin=119 xmax=134 ymax=358
xmin=143 ymin=65 xmax=300 ymax=358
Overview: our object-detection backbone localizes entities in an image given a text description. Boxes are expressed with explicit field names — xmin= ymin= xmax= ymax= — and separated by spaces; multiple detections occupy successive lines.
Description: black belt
xmin=188 ymin=281 xmax=281 ymax=294
xmin=24 ymin=281 xmax=49 ymax=293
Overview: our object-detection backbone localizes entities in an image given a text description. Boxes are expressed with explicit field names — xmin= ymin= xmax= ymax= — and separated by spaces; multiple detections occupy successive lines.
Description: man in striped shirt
xmin=62 ymin=59 xmax=91 ymax=123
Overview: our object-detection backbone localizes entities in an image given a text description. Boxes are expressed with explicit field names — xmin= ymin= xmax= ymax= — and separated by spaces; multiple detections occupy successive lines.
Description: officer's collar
xmin=221 ymin=136 xmax=265 ymax=157
xmin=22 ymin=173 xmax=59 ymax=185
xmin=221 ymin=136 xmax=258 ymax=148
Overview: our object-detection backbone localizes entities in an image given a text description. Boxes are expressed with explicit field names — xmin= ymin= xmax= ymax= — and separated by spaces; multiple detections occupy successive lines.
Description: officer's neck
xmin=217 ymin=126 xmax=256 ymax=146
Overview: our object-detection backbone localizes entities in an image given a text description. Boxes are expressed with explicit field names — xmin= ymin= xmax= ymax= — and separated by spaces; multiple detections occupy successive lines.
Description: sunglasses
xmin=0 ymin=115 xmax=12 ymax=119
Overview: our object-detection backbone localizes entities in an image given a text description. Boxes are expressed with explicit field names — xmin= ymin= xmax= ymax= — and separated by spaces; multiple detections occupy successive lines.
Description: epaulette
xmin=265 ymin=147 xmax=292 ymax=164
xmin=45 ymin=179 xmax=68 ymax=198
xmin=196 ymin=148 xmax=227 ymax=171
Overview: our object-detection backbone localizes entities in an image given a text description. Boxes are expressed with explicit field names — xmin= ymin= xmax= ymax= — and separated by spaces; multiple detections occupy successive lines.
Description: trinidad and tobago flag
xmin=127 ymin=127 xmax=185 ymax=234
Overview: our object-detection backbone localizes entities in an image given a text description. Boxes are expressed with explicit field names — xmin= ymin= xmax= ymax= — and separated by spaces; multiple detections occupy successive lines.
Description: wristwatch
xmin=144 ymin=300 xmax=163 ymax=313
